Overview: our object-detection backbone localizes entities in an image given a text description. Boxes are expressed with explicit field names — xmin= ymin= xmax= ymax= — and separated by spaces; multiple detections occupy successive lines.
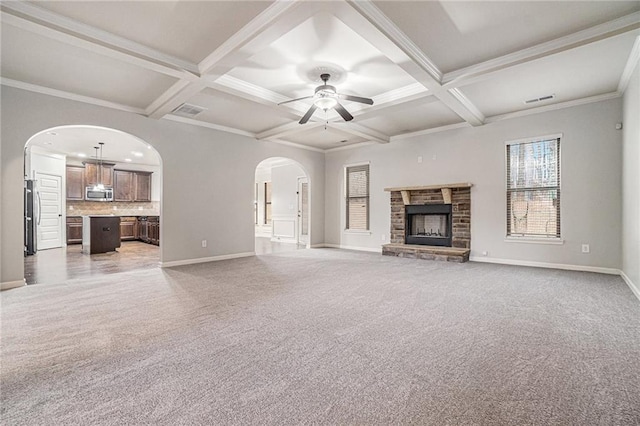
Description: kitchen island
xmin=82 ymin=216 xmax=121 ymax=254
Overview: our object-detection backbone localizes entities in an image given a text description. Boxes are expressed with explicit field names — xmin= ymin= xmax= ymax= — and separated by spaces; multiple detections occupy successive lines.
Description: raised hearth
xmin=383 ymin=183 xmax=472 ymax=262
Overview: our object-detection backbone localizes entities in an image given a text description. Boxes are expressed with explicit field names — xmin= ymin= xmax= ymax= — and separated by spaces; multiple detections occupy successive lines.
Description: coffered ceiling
xmin=2 ymin=1 xmax=639 ymax=152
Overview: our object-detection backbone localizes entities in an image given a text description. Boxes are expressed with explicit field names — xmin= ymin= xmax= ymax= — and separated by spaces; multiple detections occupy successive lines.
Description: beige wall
xmin=325 ymin=98 xmax=624 ymax=271
xmin=622 ymin=58 xmax=640 ymax=293
xmin=1 ymin=87 xmax=325 ymax=286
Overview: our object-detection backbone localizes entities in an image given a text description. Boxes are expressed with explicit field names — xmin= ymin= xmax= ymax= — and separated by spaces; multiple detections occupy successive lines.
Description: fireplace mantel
xmin=384 ymin=183 xmax=473 ymax=205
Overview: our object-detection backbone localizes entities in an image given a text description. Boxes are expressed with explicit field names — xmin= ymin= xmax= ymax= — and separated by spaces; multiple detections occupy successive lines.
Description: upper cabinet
xmin=113 ymin=169 xmax=152 ymax=202
xmin=84 ymin=161 xmax=114 ymax=188
xmin=66 ymin=166 xmax=85 ymax=200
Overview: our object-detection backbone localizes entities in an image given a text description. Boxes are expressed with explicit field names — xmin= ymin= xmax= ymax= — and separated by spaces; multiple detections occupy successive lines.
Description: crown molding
xmin=1 ymin=78 xmax=146 ymax=114
xmin=443 ymin=11 xmax=640 ymax=89
xmin=264 ymin=138 xmax=326 ymax=153
xmin=390 ymin=122 xmax=470 ymax=142
xmin=326 ymin=122 xmax=389 ymax=144
xmin=346 ymin=0 xmax=442 ymax=83
xmin=162 ymin=114 xmax=255 ymax=138
xmin=618 ymin=36 xmax=640 ymax=93
xmin=485 ymin=92 xmax=621 ymax=124
xmin=0 ymin=3 xmax=199 ymax=79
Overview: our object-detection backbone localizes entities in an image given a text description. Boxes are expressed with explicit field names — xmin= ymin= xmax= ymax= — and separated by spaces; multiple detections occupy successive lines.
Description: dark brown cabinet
xmin=137 ymin=216 xmax=159 ymax=245
xmin=113 ymin=170 xmax=152 ymax=202
xmin=134 ymin=172 xmax=152 ymax=202
xmin=66 ymin=166 xmax=85 ymax=200
xmin=84 ymin=161 xmax=114 ymax=187
xmin=66 ymin=216 xmax=83 ymax=244
xmin=120 ymin=217 xmax=137 ymax=241
xmin=113 ymin=170 xmax=134 ymax=201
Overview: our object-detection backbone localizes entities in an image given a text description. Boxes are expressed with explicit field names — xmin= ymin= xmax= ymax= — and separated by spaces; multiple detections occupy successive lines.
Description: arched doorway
xmin=254 ymin=157 xmax=310 ymax=255
xmin=23 ymin=125 xmax=162 ymax=285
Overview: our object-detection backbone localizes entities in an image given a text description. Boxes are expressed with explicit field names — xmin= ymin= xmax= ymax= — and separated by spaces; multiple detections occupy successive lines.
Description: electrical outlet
xmin=482 ymin=251 xmax=488 ymax=256
xmin=381 ymin=234 xmax=386 ymax=242
xmin=201 ymin=240 xmax=207 ymax=248
xmin=417 ymin=156 xmax=423 ymax=163
xmin=581 ymin=244 xmax=590 ymax=253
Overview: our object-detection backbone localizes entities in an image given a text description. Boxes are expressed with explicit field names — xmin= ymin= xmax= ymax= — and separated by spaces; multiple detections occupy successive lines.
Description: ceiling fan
xmin=278 ymin=73 xmax=373 ymax=124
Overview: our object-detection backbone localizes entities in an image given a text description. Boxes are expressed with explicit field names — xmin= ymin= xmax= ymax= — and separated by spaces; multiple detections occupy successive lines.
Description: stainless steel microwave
xmin=85 ymin=186 xmax=113 ymax=202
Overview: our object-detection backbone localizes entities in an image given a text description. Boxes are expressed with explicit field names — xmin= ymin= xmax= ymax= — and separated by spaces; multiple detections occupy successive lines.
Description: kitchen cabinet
xmin=148 ymin=217 xmax=159 ymax=245
xmin=66 ymin=216 xmax=83 ymax=244
xmin=113 ymin=170 xmax=152 ymax=202
xmin=66 ymin=166 xmax=85 ymax=200
xmin=137 ymin=216 xmax=159 ymax=245
xmin=120 ymin=216 xmax=137 ymax=241
xmin=134 ymin=172 xmax=152 ymax=202
xmin=84 ymin=161 xmax=114 ymax=187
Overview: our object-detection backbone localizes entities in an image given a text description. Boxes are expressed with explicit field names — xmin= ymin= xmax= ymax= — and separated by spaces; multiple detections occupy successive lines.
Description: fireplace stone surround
xmin=382 ymin=183 xmax=472 ymax=262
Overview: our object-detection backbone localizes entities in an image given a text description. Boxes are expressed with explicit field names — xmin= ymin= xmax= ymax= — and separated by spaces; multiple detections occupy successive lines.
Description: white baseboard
xmin=1 ymin=279 xmax=26 ymax=291
xmin=314 ymin=243 xmax=382 ymax=253
xmin=620 ymin=270 xmax=640 ymax=302
xmin=469 ymin=256 xmax=620 ymax=275
xmin=161 ymin=252 xmax=255 ymax=268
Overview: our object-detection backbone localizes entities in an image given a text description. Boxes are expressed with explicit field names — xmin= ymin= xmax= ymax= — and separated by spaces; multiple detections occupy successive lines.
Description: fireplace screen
xmin=405 ymin=204 xmax=452 ymax=246
xmin=411 ymin=214 xmax=448 ymax=238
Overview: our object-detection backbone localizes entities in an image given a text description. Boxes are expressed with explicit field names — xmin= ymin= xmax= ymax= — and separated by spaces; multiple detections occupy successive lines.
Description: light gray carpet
xmin=1 ymin=249 xmax=639 ymax=425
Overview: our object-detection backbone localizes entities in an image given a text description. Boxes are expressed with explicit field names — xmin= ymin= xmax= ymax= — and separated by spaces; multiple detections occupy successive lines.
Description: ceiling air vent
xmin=524 ymin=94 xmax=555 ymax=104
xmin=172 ymin=103 xmax=207 ymax=117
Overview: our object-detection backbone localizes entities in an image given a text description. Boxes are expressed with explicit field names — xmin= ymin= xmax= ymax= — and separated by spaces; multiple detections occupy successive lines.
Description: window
xmin=254 ymin=183 xmax=258 ymax=225
xmin=506 ymin=136 xmax=560 ymax=238
xmin=346 ymin=164 xmax=369 ymax=230
xmin=264 ymin=182 xmax=272 ymax=225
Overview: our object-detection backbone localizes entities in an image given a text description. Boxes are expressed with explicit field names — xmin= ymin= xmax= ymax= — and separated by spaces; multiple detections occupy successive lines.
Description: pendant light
xmin=92 ymin=146 xmax=101 ymax=191
xmin=97 ymin=142 xmax=105 ymax=190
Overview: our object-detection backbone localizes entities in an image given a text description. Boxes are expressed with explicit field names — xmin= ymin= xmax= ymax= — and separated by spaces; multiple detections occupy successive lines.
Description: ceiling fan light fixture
xmin=314 ymin=96 xmax=338 ymax=110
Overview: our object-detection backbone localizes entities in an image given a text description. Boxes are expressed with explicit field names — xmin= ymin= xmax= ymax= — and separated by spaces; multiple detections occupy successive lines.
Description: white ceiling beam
xmin=618 ymin=35 xmax=640 ymax=93
xmin=326 ymin=122 xmax=390 ymax=144
xmin=0 ymin=3 xmax=200 ymax=80
xmin=343 ymin=0 xmax=485 ymax=127
xmin=149 ymin=1 xmax=322 ymax=119
xmin=162 ymin=114 xmax=255 ymax=138
xmin=442 ymin=11 xmax=640 ymax=89
xmin=256 ymin=121 xmax=325 ymax=140
xmin=1 ymin=77 xmax=146 ymax=114
xmin=146 ymin=80 xmax=206 ymax=119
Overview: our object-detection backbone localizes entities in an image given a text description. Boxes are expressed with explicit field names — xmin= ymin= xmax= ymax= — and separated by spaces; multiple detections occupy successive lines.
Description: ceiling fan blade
xmin=334 ymin=102 xmax=354 ymax=122
xmin=299 ymin=104 xmax=318 ymax=124
xmin=278 ymin=95 xmax=313 ymax=106
xmin=339 ymin=94 xmax=374 ymax=105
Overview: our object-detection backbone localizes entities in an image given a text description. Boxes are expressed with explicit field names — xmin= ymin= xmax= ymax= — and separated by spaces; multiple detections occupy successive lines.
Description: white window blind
xmin=346 ymin=164 xmax=369 ymax=230
xmin=264 ymin=182 xmax=272 ymax=225
xmin=506 ymin=137 xmax=560 ymax=238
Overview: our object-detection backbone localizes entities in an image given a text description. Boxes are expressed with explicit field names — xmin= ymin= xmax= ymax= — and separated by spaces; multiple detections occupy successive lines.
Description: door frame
xmin=297 ymin=176 xmax=309 ymax=246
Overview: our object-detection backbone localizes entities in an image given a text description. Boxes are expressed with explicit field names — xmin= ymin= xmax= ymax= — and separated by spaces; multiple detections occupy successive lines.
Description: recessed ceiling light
xmin=147 ymin=145 xmax=152 ymax=150
xmin=131 ymin=151 xmax=143 ymax=157
xmin=77 ymin=153 xmax=87 ymax=158
xmin=46 ymin=132 xmax=57 ymax=136
xmin=124 ymin=158 xmax=132 ymax=162
xmin=43 ymin=141 xmax=53 ymax=145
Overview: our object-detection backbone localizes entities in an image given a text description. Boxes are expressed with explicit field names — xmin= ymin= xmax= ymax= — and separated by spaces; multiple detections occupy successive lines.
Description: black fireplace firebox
xmin=405 ymin=204 xmax=453 ymax=247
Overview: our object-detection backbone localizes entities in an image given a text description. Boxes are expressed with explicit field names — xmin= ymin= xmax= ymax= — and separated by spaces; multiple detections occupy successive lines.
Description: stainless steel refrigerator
xmin=24 ymin=179 xmax=39 ymax=256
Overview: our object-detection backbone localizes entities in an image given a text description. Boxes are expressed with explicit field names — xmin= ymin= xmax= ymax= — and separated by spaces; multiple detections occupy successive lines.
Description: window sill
xmin=504 ymin=237 xmax=564 ymax=245
xmin=344 ymin=230 xmax=372 ymax=235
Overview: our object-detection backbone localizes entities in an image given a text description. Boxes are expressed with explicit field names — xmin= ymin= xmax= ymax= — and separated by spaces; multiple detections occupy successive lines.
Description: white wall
xmin=622 ymin=58 xmax=640 ymax=292
xmin=271 ymin=162 xmax=305 ymax=243
xmin=325 ymin=98 xmax=623 ymax=270
xmin=1 ymin=87 xmax=325 ymax=285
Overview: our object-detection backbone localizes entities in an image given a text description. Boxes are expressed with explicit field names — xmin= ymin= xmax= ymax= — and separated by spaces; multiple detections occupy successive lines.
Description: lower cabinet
xmin=66 ymin=216 xmax=83 ymax=244
xmin=137 ymin=216 xmax=159 ymax=246
xmin=120 ymin=217 xmax=137 ymax=241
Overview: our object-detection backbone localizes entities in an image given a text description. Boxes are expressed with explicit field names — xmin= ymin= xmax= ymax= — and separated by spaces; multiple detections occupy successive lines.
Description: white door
xmin=297 ymin=177 xmax=309 ymax=245
xmin=36 ymin=172 xmax=63 ymax=250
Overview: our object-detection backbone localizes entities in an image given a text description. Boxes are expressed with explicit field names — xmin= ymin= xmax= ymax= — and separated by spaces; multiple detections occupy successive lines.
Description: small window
xmin=264 ymin=182 xmax=272 ymax=225
xmin=506 ymin=136 xmax=560 ymax=238
xmin=346 ymin=164 xmax=369 ymax=230
xmin=254 ymin=183 xmax=258 ymax=225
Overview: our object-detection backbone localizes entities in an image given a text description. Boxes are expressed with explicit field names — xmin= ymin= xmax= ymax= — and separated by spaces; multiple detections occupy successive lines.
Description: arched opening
xmin=23 ymin=125 xmax=162 ymax=285
xmin=254 ymin=157 xmax=310 ymax=255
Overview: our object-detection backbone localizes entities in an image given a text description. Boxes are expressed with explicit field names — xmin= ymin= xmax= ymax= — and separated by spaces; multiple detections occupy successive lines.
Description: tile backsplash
xmin=67 ymin=201 xmax=159 ymax=216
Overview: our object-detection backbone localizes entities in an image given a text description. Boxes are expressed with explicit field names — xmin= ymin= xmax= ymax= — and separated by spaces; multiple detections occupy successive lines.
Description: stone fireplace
xmin=382 ymin=183 xmax=472 ymax=262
